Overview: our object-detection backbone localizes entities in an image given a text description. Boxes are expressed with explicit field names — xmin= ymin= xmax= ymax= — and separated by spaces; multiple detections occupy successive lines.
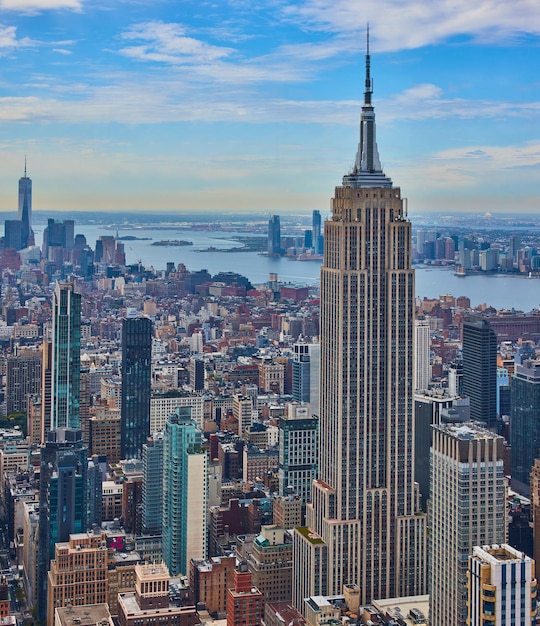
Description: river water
xmin=35 ymin=224 xmax=540 ymax=313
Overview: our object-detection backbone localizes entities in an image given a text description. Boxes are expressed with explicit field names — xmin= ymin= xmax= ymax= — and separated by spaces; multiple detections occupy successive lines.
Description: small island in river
xmin=151 ymin=240 xmax=193 ymax=247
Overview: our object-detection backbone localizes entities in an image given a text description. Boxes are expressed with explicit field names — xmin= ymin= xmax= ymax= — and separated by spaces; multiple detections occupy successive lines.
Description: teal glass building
xmin=162 ymin=407 xmax=207 ymax=576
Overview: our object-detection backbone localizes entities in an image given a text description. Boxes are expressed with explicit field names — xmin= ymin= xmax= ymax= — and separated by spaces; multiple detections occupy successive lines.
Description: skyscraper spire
xmin=293 ymin=23 xmax=426 ymax=608
xmin=343 ymin=27 xmax=392 ymax=188
xmin=365 ymin=23 xmax=372 ymax=107
xmin=18 ymin=158 xmax=33 ymax=248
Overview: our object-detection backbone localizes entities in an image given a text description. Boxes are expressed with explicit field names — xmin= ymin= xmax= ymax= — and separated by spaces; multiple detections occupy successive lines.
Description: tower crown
xmin=343 ymin=27 xmax=393 ymax=189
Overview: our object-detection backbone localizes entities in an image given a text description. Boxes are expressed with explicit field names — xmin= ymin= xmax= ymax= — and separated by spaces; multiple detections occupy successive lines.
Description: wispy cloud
xmin=282 ymin=0 xmax=540 ymax=51
xmin=0 ymin=77 xmax=539 ymax=126
xmin=119 ymin=21 xmax=234 ymax=65
xmin=0 ymin=0 xmax=83 ymax=12
xmin=380 ymin=83 xmax=540 ymax=123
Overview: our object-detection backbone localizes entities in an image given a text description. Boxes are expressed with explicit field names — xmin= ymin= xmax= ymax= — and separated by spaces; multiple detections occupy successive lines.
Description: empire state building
xmin=294 ymin=34 xmax=426 ymax=607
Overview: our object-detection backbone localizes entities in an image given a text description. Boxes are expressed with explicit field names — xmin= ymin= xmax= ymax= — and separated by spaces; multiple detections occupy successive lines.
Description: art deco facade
xmin=301 ymin=35 xmax=426 ymax=605
xmin=46 ymin=532 xmax=108 ymax=626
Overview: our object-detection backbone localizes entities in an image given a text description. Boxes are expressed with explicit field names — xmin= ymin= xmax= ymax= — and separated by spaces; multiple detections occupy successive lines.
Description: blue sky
xmin=0 ymin=0 xmax=539 ymax=214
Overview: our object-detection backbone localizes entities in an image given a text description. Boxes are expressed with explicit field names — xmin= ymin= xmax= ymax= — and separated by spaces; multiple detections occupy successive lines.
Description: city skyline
xmin=0 ymin=1 xmax=538 ymax=214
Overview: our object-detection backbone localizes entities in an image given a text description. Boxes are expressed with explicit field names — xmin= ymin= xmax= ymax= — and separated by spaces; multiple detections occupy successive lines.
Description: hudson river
xmin=39 ymin=225 xmax=540 ymax=313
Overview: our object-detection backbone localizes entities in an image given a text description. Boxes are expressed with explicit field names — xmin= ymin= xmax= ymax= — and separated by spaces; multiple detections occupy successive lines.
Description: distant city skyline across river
xmin=34 ymin=223 xmax=540 ymax=313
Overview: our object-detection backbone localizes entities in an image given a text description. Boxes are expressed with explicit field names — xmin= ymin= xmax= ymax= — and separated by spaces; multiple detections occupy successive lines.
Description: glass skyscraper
xmin=462 ymin=315 xmax=497 ymax=425
xmin=121 ymin=316 xmax=152 ymax=460
xmin=267 ymin=214 xmax=281 ymax=255
xmin=51 ymin=283 xmax=81 ymax=430
xmin=18 ymin=161 xmax=33 ymax=248
xmin=162 ymin=407 xmax=207 ymax=576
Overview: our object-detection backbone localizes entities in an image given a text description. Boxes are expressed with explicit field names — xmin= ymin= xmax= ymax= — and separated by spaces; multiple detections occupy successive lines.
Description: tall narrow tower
xmin=121 ymin=316 xmax=152 ymax=460
xmin=51 ymin=283 xmax=81 ymax=430
xmin=301 ymin=30 xmax=426 ymax=605
xmin=18 ymin=159 xmax=33 ymax=248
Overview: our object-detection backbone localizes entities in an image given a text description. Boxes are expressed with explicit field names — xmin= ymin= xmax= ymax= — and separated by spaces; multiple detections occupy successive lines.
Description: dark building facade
xmin=462 ymin=316 xmax=497 ymax=425
xmin=121 ymin=317 xmax=152 ymax=460
xmin=292 ymin=343 xmax=310 ymax=403
xmin=6 ymin=354 xmax=41 ymax=415
xmin=511 ymin=360 xmax=540 ymax=495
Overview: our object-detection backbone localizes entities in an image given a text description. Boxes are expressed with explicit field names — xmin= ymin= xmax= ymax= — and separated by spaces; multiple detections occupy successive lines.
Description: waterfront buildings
xmin=429 ymin=423 xmax=506 ymax=626
xmin=300 ymin=35 xmax=426 ymax=605
xmin=511 ymin=359 xmax=540 ymax=495
xmin=121 ymin=316 xmax=152 ymax=460
xmin=467 ymin=544 xmax=537 ymax=625
xmin=51 ymin=283 xmax=81 ymax=430
xmin=462 ymin=315 xmax=497 ymax=425
xmin=162 ymin=407 xmax=207 ymax=576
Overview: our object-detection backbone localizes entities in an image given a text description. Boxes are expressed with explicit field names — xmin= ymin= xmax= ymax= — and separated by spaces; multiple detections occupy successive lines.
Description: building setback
xmin=299 ymin=32 xmax=426 ymax=606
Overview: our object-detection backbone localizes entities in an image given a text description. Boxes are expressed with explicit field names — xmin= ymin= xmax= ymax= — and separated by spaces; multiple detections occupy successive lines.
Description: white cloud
xmin=0 ymin=25 xmax=33 ymax=52
xmin=0 ymin=0 xmax=82 ymax=11
xmin=119 ymin=21 xmax=234 ymax=64
xmin=379 ymin=83 xmax=540 ymax=123
xmin=281 ymin=0 xmax=540 ymax=51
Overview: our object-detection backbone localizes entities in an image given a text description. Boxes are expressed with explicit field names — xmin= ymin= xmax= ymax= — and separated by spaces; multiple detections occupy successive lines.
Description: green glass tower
xmin=162 ymin=407 xmax=207 ymax=576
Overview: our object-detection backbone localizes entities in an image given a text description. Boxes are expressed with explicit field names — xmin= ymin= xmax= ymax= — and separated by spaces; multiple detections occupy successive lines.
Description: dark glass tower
xmin=37 ymin=428 xmax=88 ymax=621
xmin=511 ymin=359 xmax=540 ymax=494
xmin=267 ymin=215 xmax=281 ymax=255
xmin=462 ymin=316 xmax=497 ymax=425
xmin=312 ymin=209 xmax=323 ymax=254
xmin=51 ymin=283 xmax=81 ymax=429
xmin=292 ymin=342 xmax=310 ymax=403
xmin=121 ymin=317 xmax=152 ymax=460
